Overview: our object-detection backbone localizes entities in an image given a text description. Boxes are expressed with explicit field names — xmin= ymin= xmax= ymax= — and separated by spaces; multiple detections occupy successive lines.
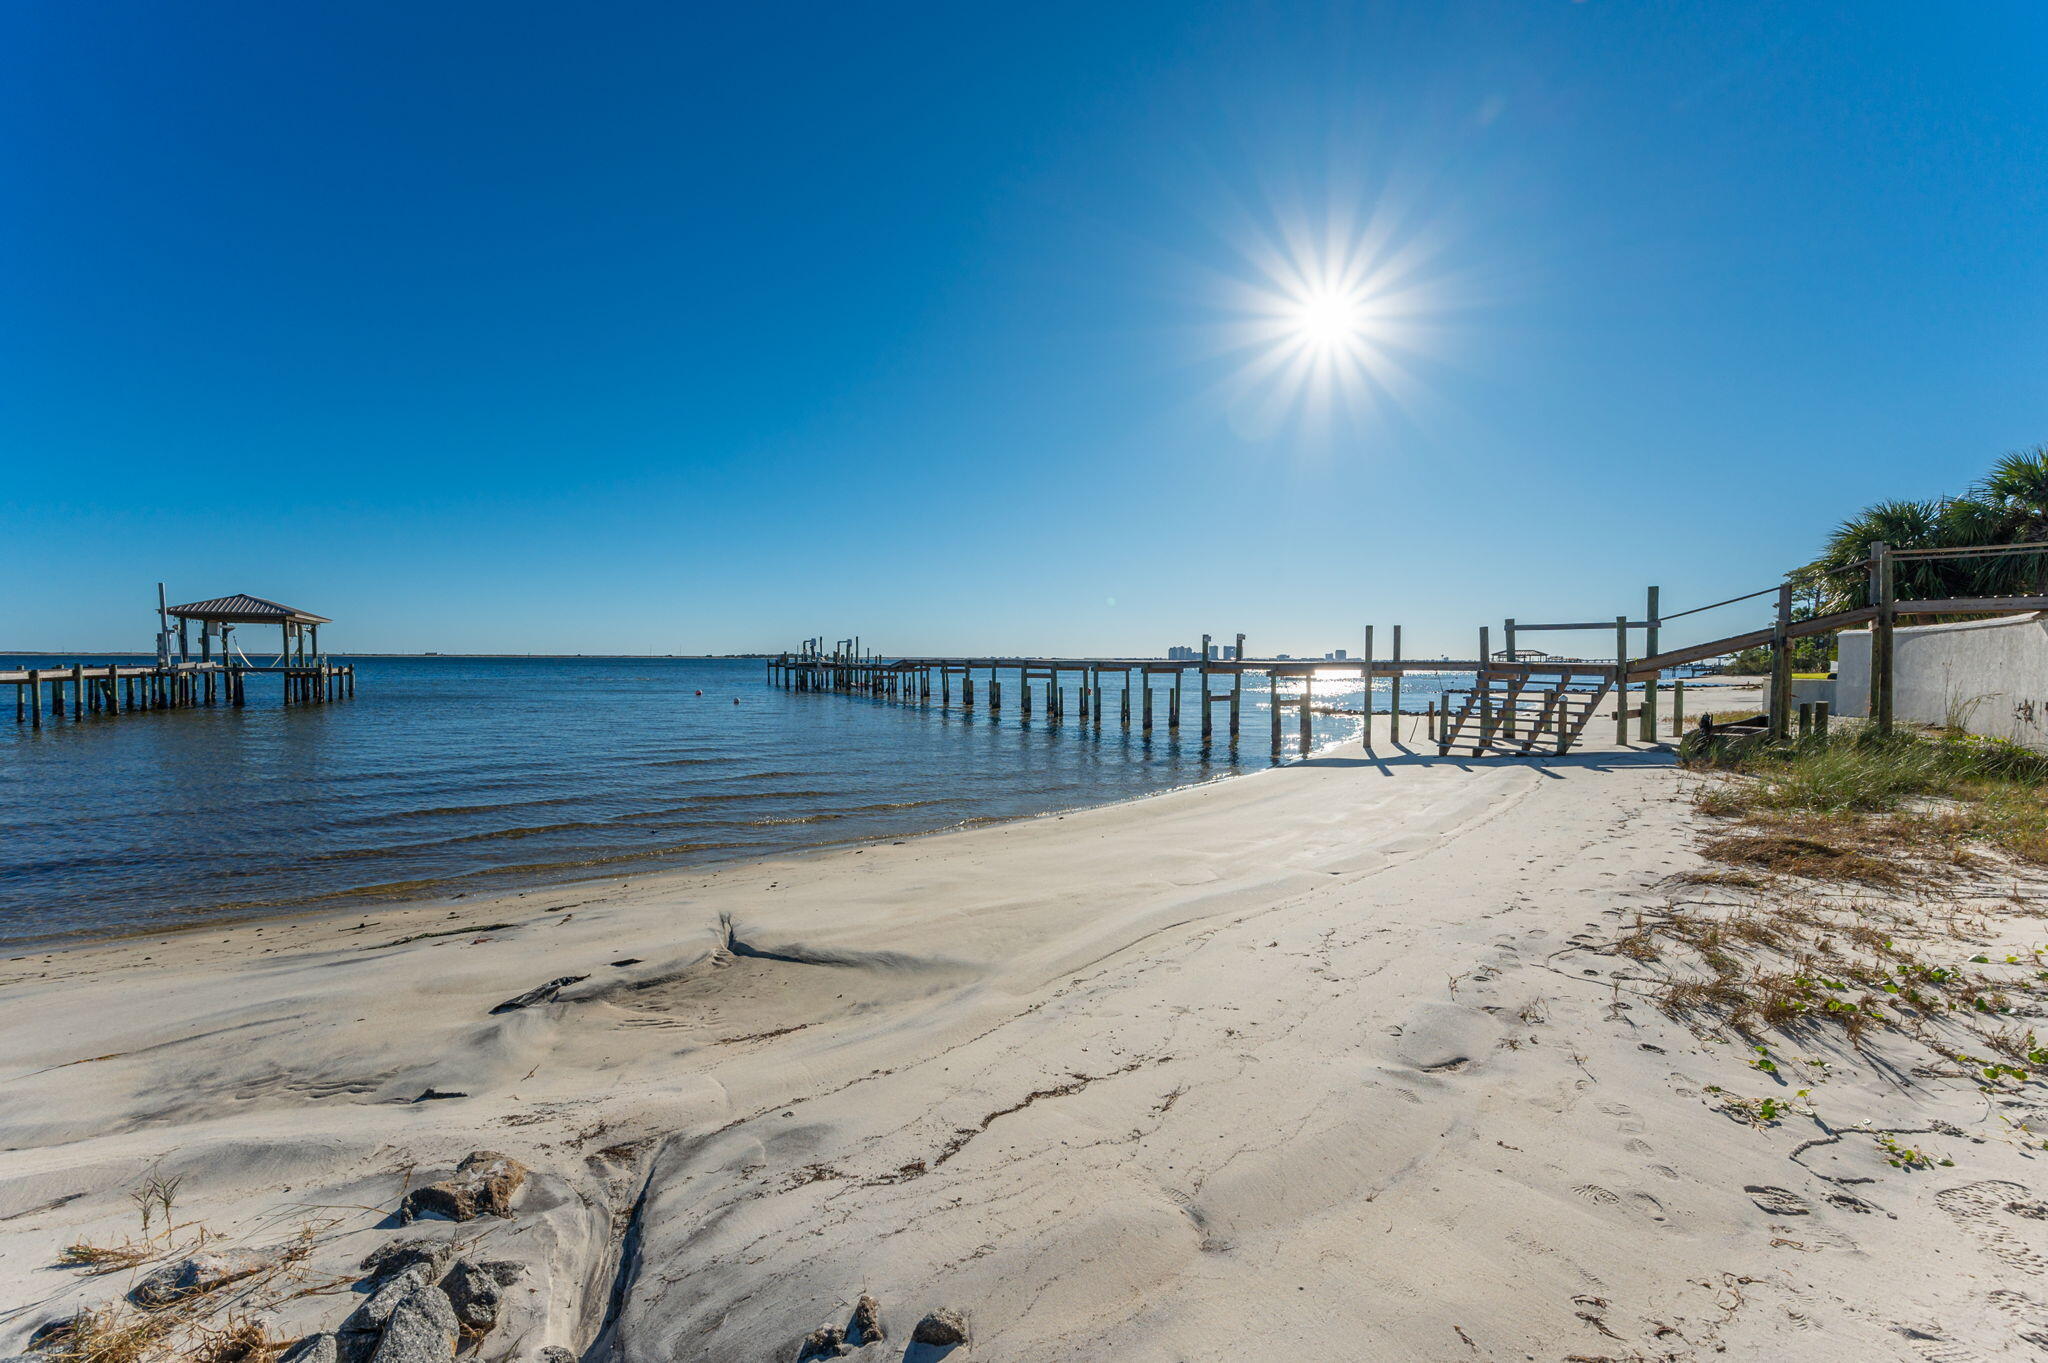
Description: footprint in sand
xmin=1623 ymin=1137 xmax=1654 ymax=1155
xmin=1937 ymin=1181 xmax=2048 ymax=1277
xmin=1891 ymin=1323 xmax=1997 ymax=1363
xmin=1746 ymin=1185 xmax=1814 ymax=1216
xmin=1599 ymin=1102 xmax=1648 ymax=1135
xmin=1989 ymin=1289 xmax=2048 ymax=1348
xmin=1571 ymin=1183 xmax=1622 ymax=1207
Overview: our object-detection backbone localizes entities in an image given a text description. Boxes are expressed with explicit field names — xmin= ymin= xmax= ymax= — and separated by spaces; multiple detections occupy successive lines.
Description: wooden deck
xmin=6 ymin=661 xmax=355 ymax=726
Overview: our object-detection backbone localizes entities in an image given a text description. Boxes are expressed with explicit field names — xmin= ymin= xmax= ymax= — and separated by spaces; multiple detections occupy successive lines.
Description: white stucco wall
xmin=1835 ymin=612 xmax=2048 ymax=749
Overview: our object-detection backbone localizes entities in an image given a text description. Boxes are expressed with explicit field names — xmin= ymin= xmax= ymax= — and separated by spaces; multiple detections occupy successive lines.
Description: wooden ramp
xmin=1436 ymin=664 xmax=1614 ymax=756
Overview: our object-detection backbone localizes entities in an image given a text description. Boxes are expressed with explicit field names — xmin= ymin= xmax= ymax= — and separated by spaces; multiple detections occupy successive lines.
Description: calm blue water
xmin=0 ymin=655 xmax=1468 ymax=947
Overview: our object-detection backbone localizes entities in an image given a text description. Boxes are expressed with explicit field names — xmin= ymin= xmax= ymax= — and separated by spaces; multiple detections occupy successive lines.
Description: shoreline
xmin=0 ymin=736 xmax=1313 ymax=960
xmin=3 ymin=705 xmax=1413 ymax=958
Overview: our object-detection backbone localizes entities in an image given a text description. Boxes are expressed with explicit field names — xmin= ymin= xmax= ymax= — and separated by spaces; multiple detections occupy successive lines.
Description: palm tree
xmin=1807 ymin=498 xmax=1980 ymax=609
xmin=1969 ymin=446 xmax=2048 ymax=594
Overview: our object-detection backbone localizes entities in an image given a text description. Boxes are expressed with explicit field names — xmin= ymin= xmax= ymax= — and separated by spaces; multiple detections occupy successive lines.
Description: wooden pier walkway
xmin=5 ymin=661 xmax=354 ymax=727
xmin=768 ymin=633 xmax=1528 ymax=754
xmin=767 ymin=544 xmax=2048 ymax=759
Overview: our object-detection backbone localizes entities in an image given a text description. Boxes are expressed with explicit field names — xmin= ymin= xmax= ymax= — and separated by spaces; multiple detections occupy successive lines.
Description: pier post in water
xmin=1230 ymin=634 xmax=1244 ymax=736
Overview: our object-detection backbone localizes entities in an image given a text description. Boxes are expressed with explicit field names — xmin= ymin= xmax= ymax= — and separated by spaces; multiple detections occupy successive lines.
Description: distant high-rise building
xmin=1207 ymin=644 xmax=1220 ymax=660
xmin=1333 ymin=649 xmax=1348 ymax=660
xmin=1166 ymin=645 xmax=1196 ymax=660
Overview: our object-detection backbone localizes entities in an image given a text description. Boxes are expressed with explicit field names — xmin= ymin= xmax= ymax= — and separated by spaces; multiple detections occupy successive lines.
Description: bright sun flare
xmin=1199 ymin=181 xmax=1463 ymax=439
xmin=1294 ymin=292 xmax=1363 ymax=347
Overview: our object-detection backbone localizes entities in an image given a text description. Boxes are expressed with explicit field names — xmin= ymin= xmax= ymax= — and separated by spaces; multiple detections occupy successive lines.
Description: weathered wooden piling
xmin=1362 ymin=626 xmax=1375 ymax=747
xmin=1389 ymin=625 xmax=1403 ymax=740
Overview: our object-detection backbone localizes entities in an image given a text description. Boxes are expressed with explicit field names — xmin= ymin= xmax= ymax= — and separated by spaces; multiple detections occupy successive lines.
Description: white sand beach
xmin=5 ymin=697 xmax=2042 ymax=1362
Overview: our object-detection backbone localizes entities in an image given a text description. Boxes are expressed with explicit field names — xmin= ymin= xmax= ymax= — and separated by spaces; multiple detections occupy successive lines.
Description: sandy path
xmin=2 ymin=708 xmax=2038 ymax=1361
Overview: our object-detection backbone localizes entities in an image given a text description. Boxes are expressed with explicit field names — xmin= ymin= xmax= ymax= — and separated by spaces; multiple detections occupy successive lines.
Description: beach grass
xmin=1683 ymin=725 xmax=2048 ymax=864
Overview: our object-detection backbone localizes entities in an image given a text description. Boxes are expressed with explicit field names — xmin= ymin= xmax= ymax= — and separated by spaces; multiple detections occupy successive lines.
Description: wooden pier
xmin=5 ymin=660 xmax=353 ymax=726
xmin=8 ymin=588 xmax=356 ymax=727
xmin=768 ymin=543 xmax=2048 ymax=759
xmin=767 ymin=632 xmax=1533 ymax=755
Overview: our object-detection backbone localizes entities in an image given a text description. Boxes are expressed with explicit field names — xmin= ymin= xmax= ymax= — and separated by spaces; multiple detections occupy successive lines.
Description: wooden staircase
xmin=1436 ymin=665 xmax=1613 ymax=756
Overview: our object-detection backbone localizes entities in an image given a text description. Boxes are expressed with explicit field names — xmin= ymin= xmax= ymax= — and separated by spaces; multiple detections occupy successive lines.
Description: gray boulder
xmin=441 ymin=1259 xmax=503 ymax=1332
xmin=535 ymin=1349 xmax=576 ymax=1363
xmin=370 ymin=1281 xmax=459 ymax=1363
xmin=911 ymin=1307 xmax=969 ymax=1347
xmin=359 ymin=1237 xmax=457 ymax=1284
xmin=280 ymin=1334 xmax=341 ymax=1363
xmin=399 ymin=1151 xmax=529 ymax=1223
xmin=129 ymin=1248 xmax=269 ymax=1306
xmin=342 ymin=1266 xmax=428 ymax=1335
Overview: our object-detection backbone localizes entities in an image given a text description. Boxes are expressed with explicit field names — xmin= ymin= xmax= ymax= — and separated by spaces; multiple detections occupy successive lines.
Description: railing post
xmin=1478 ymin=626 xmax=1492 ymax=749
xmin=1613 ymin=617 xmax=1628 ymax=745
xmin=1501 ymin=618 xmax=1516 ymax=740
xmin=1769 ymin=582 xmax=1794 ymax=740
xmin=1873 ymin=543 xmax=1895 ymax=735
xmin=1390 ymin=625 xmax=1403 ymax=744
xmin=1640 ymin=585 xmax=1660 ymax=741
xmin=1362 ymin=625 xmax=1375 ymax=748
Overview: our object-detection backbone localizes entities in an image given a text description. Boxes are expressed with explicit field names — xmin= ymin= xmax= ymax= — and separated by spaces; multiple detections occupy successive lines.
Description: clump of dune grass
xmin=190 ymin=1315 xmax=283 ymax=1363
xmin=58 ymin=1241 xmax=156 ymax=1274
xmin=1683 ymin=726 xmax=2048 ymax=865
xmin=29 ymin=1306 xmax=175 ymax=1363
xmin=1699 ymin=829 xmax=1906 ymax=886
xmin=1612 ymin=893 xmax=2022 ymax=1046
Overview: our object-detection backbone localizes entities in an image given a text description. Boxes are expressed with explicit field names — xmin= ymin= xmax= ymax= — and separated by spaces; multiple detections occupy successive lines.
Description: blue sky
xmin=5 ymin=2 xmax=2044 ymax=657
